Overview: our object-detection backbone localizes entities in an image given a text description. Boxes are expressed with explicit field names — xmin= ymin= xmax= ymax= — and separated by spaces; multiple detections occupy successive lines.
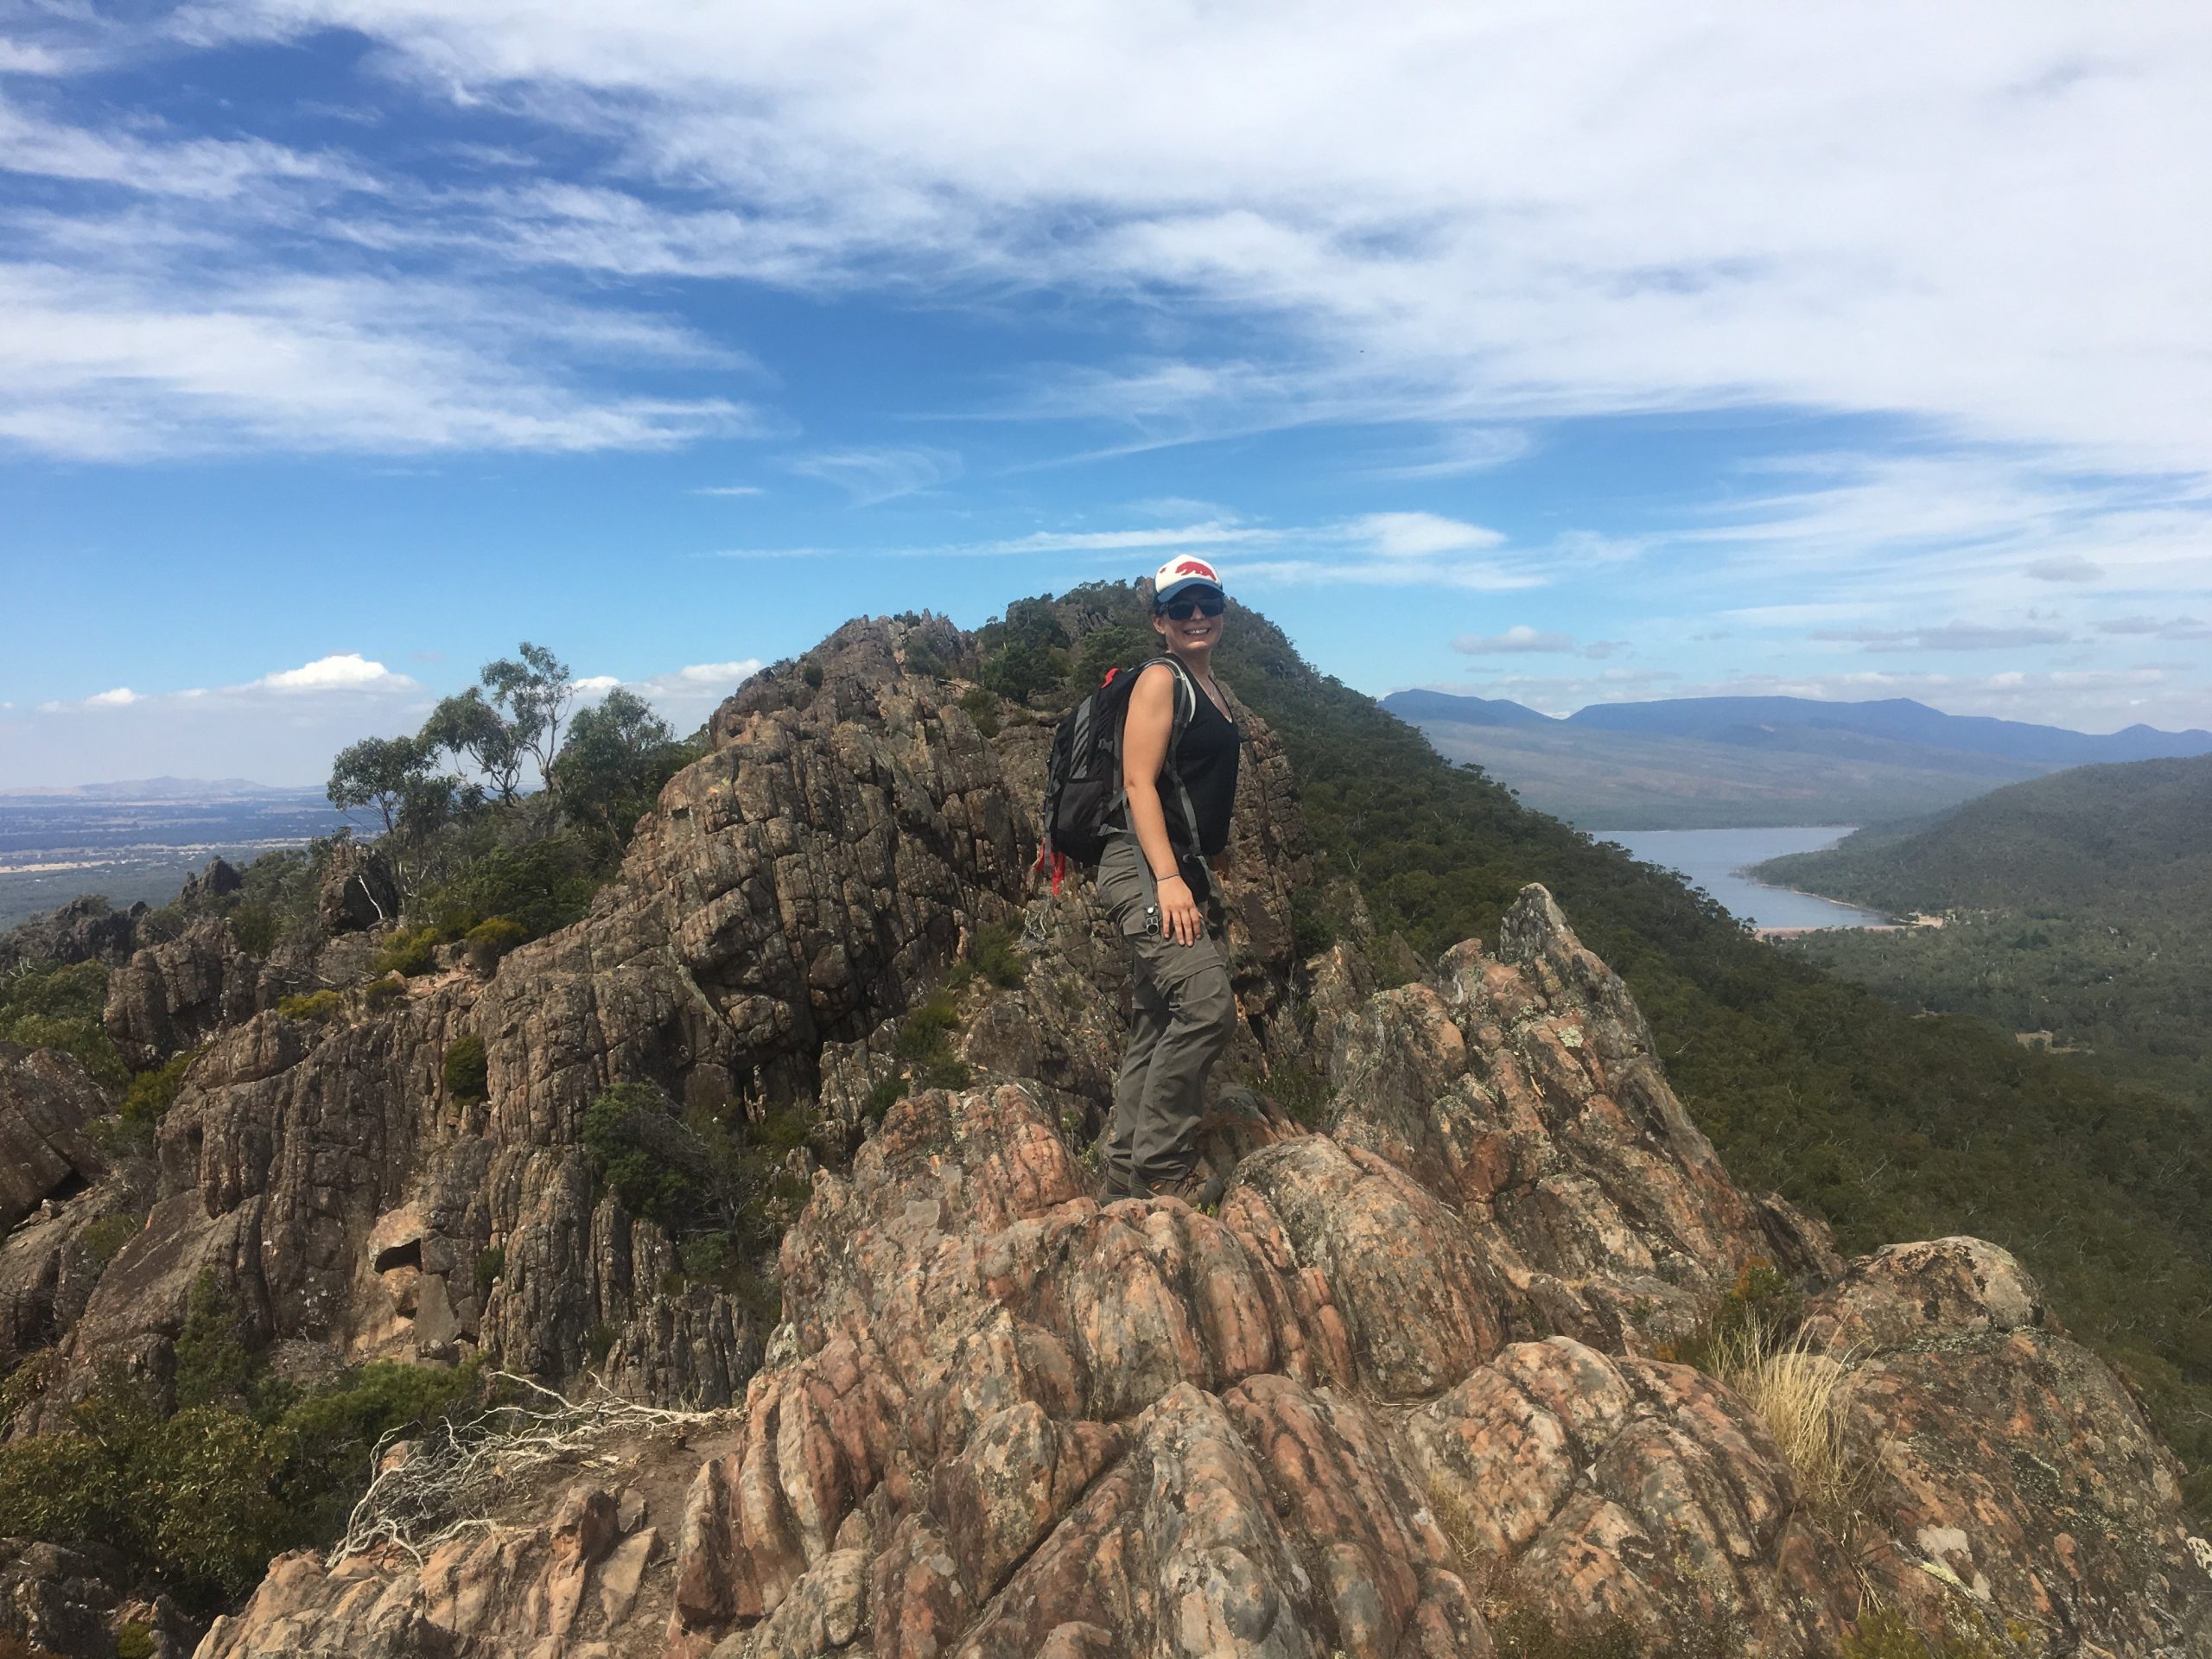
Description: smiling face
xmin=1152 ymin=588 xmax=1226 ymax=658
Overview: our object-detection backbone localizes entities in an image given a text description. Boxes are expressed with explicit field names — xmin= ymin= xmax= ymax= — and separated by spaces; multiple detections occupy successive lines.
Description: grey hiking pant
xmin=1095 ymin=832 xmax=1236 ymax=1190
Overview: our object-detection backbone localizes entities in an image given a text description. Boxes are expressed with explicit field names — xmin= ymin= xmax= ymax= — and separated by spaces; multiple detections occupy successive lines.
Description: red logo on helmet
xmin=1173 ymin=560 xmax=1217 ymax=578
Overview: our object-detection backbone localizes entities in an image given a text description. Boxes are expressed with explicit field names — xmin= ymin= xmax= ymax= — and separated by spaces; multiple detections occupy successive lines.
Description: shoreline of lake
xmin=1605 ymin=826 xmax=1893 ymax=932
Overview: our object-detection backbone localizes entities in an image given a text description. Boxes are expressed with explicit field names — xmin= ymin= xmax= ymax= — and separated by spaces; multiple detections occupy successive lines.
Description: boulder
xmin=0 ymin=1043 xmax=107 ymax=1232
xmin=104 ymin=919 xmax=302 ymax=1068
xmin=317 ymin=842 xmax=399 ymax=933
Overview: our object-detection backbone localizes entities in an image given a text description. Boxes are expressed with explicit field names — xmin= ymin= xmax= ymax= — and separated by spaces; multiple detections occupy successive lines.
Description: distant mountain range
xmin=1381 ymin=691 xmax=2212 ymax=830
xmin=0 ymin=777 xmax=319 ymax=801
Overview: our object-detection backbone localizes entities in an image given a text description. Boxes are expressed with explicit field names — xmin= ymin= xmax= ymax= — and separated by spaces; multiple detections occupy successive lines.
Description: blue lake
xmin=1605 ymin=827 xmax=1894 ymax=931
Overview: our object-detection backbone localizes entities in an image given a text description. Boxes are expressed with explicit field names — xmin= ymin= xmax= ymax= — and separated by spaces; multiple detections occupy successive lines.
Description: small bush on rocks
xmin=124 ymin=1050 xmax=195 ymax=1126
xmin=969 ymin=922 xmax=1025 ymax=989
xmin=276 ymin=988 xmax=345 ymax=1023
xmin=370 ymin=925 xmax=441 ymax=978
xmin=79 ymin=1211 xmax=143 ymax=1269
xmin=442 ymin=1032 xmax=488 ymax=1104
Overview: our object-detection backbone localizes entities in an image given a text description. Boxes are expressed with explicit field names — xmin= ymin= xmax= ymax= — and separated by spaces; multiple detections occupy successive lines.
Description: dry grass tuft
xmin=1708 ymin=1322 xmax=1865 ymax=1530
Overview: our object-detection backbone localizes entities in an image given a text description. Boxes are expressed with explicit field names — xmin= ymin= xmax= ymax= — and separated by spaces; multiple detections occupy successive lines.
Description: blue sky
xmin=2 ymin=2 xmax=2209 ymax=786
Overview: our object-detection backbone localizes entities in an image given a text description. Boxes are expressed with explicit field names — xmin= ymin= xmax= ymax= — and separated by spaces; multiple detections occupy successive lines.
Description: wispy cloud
xmin=1453 ymin=626 xmax=1578 ymax=655
xmin=692 ymin=484 xmax=765 ymax=498
xmin=781 ymin=446 xmax=963 ymax=505
xmin=1810 ymin=622 xmax=2075 ymax=652
xmin=2096 ymin=614 xmax=2212 ymax=640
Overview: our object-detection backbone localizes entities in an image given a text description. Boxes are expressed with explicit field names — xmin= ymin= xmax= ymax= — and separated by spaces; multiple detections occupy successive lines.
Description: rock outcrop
xmin=0 ymin=1044 xmax=107 ymax=1233
xmin=201 ymin=890 xmax=2212 ymax=1659
xmin=317 ymin=842 xmax=399 ymax=933
xmin=102 ymin=918 xmax=304 ymax=1069
xmin=6 ymin=616 xmax=2209 ymax=1658
xmin=0 ymin=896 xmax=143 ymax=975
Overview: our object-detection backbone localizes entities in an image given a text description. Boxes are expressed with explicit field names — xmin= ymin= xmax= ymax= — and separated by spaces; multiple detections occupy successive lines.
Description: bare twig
xmin=328 ymin=1370 xmax=715 ymax=1567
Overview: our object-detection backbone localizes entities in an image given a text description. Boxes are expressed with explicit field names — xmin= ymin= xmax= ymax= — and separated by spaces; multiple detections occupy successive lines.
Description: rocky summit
xmin=3 ymin=615 xmax=2209 ymax=1659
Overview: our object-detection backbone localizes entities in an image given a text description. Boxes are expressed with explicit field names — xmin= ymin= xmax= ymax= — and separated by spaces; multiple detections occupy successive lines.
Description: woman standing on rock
xmin=1096 ymin=557 xmax=1242 ymax=1204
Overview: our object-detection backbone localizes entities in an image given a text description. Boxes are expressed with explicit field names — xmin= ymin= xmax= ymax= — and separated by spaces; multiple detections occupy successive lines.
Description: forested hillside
xmin=1753 ymin=755 xmax=2212 ymax=1106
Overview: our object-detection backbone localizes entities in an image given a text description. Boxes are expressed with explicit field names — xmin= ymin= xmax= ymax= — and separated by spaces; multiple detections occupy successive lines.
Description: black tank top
xmin=1172 ymin=676 xmax=1240 ymax=856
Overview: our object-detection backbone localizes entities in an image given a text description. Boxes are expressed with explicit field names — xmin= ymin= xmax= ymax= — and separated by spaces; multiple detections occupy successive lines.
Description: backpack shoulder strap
xmin=1124 ymin=656 xmax=1202 ymax=858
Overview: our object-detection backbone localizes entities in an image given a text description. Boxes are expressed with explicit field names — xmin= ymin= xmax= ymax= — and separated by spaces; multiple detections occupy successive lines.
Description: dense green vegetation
xmin=0 ymin=1275 xmax=482 ymax=1611
xmin=0 ymin=956 xmax=124 ymax=1088
xmin=977 ymin=585 xmax=2212 ymax=1516
xmin=1756 ymin=758 xmax=2212 ymax=1104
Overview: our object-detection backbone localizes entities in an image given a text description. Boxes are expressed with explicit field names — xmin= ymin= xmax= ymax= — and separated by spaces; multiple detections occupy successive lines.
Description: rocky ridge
xmin=0 ymin=614 xmax=2207 ymax=1656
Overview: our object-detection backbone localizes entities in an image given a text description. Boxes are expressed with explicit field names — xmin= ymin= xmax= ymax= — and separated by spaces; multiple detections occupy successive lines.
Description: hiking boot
xmin=1096 ymin=1165 xmax=1134 ymax=1202
xmin=1137 ymin=1164 xmax=1224 ymax=1209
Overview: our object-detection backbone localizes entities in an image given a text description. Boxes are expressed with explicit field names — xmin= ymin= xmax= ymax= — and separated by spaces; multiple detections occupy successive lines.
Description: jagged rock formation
xmin=6 ymin=617 xmax=2210 ymax=1656
xmin=0 ymin=1044 xmax=107 ymax=1233
xmin=0 ymin=895 xmax=144 ymax=975
xmin=103 ymin=918 xmax=305 ymax=1070
xmin=199 ymin=892 xmax=2212 ymax=1658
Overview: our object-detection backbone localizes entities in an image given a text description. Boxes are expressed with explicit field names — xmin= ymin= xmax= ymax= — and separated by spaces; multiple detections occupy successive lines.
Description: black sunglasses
xmin=1156 ymin=592 xmax=1225 ymax=621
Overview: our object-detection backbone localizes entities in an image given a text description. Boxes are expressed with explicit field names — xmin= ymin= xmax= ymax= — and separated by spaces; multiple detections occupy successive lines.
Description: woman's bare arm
xmin=1121 ymin=664 xmax=1205 ymax=944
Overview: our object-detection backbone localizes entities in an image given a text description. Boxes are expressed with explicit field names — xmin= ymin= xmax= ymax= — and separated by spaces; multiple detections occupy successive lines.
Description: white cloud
xmin=9 ymin=652 xmax=429 ymax=786
xmin=1453 ymin=626 xmax=1578 ymax=655
xmin=571 ymin=658 xmax=765 ymax=730
xmin=130 ymin=1 xmax=2212 ymax=482
xmin=979 ymin=521 xmax=1274 ymax=556
xmin=256 ymin=652 xmax=415 ymax=691
xmin=0 ymin=262 xmax=762 ymax=460
xmin=692 ymin=484 xmax=765 ymax=497
xmin=781 ymin=446 xmax=963 ymax=505
xmin=1350 ymin=512 xmax=1506 ymax=558
xmin=2027 ymin=555 xmax=2104 ymax=582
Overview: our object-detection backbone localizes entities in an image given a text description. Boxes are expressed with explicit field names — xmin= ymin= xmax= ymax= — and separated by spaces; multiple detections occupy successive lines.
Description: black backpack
xmin=1034 ymin=656 xmax=1200 ymax=892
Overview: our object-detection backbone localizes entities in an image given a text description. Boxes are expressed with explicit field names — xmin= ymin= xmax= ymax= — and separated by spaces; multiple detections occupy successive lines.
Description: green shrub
xmin=173 ymin=1271 xmax=259 ymax=1413
xmin=474 ymin=1246 xmax=505 ymax=1302
xmin=229 ymin=901 xmax=278 ymax=957
xmin=443 ymin=1032 xmax=489 ymax=1104
xmin=79 ymin=1211 xmax=143 ymax=1269
xmin=0 ymin=1014 xmax=129 ymax=1091
xmin=0 ymin=1354 xmax=486 ymax=1614
xmin=969 ymin=922 xmax=1025 ymax=989
xmin=957 ymin=684 xmax=1001 ymax=738
xmin=266 ymin=1359 xmax=481 ymax=1539
xmin=586 ymin=1321 xmax=618 ymax=1363
xmin=124 ymin=1052 xmax=195 ymax=1127
xmin=422 ymin=839 xmax=602 ymax=940
xmin=893 ymin=989 xmax=960 ymax=1056
xmin=1843 ymin=1601 xmax=2033 ymax=1659
xmin=363 ymin=973 xmax=408 ymax=1012
xmin=462 ymin=916 xmax=528 ymax=972
xmin=276 ymin=989 xmax=345 ymax=1023
xmin=863 ymin=1074 xmax=907 ymax=1123
xmin=1660 ymin=1259 xmax=1802 ymax=1375
xmin=114 ymin=1624 xmax=153 ymax=1659
xmin=582 ymin=1083 xmax=702 ymax=1223
xmin=0 ymin=963 xmax=127 ymax=1090
xmin=890 ymin=989 xmax=970 ymax=1091
xmin=370 ymin=925 xmax=441 ymax=978
xmin=802 ymin=660 xmax=825 ymax=688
